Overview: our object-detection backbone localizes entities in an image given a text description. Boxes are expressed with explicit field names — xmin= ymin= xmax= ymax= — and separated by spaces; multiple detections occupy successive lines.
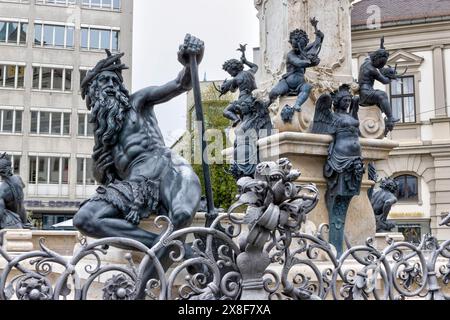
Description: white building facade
xmin=352 ymin=0 xmax=450 ymax=243
xmin=0 ymin=0 xmax=133 ymax=229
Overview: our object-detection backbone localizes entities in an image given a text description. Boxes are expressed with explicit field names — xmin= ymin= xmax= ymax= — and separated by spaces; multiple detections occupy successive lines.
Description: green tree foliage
xmin=192 ymin=164 xmax=237 ymax=211
xmin=191 ymin=84 xmax=238 ymax=210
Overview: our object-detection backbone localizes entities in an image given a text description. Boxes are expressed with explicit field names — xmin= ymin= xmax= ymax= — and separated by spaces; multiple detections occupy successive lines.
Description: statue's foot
xmin=387 ymin=116 xmax=400 ymax=123
xmin=293 ymin=105 xmax=303 ymax=113
xmin=386 ymin=222 xmax=396 ymax=231
xmin=281 ymin=105 xmax=295 ymax=123
xmin=377 ymin=220 xmax=396 ymax=233
xmin=22 ymin=223 xmax=33 ymax=230
xmin=384 ymin=117 xmax=400 ymax=136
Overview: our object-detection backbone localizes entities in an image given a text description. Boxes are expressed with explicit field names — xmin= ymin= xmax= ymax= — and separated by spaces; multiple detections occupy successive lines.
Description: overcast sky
xmin=132 ymin=0 xmax=260 ymax=146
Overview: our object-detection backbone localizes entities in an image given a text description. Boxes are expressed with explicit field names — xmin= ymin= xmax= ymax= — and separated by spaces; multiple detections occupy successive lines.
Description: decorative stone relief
xmin=358 ymin=105 xmax=386 ymax=139
xmin=254 ymin=0 xmax=356 ymax=133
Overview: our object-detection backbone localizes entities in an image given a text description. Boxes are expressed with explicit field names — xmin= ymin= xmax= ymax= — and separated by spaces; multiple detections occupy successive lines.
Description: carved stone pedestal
xmin=269 ymin=99 xmax=387 ymax=139
xmin=2 ymin=229 xmax=34 ymax=255
xmin=358 ymin=106 xmax=386 ymax=139
xmin=270 ymin=96 xmax=316 ymax=133
xmin=375 ymin=233 xmax=405 ymax=251
xmin=258 ymin=132 xmax=399 ymax=248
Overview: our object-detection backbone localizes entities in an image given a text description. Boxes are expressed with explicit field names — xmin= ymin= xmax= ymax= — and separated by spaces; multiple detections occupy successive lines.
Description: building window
xmin=397 ymin=224 xmax=422 ymax=245
xmin=0 ymin=0 xmax=30 ymax=3
xmin=0 ymin=108 xmax=23 ymax=133
xmin=30 ymin=111 xmax=70 ymax=136
xmin=77 ymin=157 xmax=96 ymax=185
xmin=0 ymin=64 xmax=25 ymax=89
xmin=394 ymin=175 xmax=419 ymax=202
xmin=79 ymin=68 xmax=93 ymax=90
xmin=390 ymin=76 xmax=416 ymax=123
xmin=11 ymin=155 xmax=20 ymax=175
xmin=0 ymin=20 xmax=28 ymax=45
xmin=29 ymin=156 xmax=69 ymax=185
xmin=78 ymin=113 xmax=94 ymax=137
xmin=42 ymin=215 xmax=75 ymax=231
xmin=34 ymin=23 xmax=74 ymax=48
xmin=32 ymin=66 xmax=72 ymax=91
xmin=35 ymin=0 xmax=76 ymax=6
xmin=80 ymin=69 xmax=87 ymax=87
xmin=81 ymin=0 xmax=121 ymax=11
xmin=81 ymin=26 xmax=119 ymax=51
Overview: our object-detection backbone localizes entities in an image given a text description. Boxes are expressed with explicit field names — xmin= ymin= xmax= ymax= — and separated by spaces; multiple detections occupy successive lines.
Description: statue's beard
xmin=90 ymin=88 xmax=130 ymax=184
xmin=0 ymin=167 xmax=12 ymax=178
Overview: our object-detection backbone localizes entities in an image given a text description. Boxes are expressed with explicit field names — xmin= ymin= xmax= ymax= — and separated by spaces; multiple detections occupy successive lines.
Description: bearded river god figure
xmin=73 ymin=35 xmax=203 ymax=252
xmin=358 ymin=37 xmax=406 ymax=135
xmin=311 ymin=85 xmax=365 ymax=257
xmin=0 ymin=153 xmax=29 ymax=230
xmin=269 ymin=17 xmax=324 ymax=123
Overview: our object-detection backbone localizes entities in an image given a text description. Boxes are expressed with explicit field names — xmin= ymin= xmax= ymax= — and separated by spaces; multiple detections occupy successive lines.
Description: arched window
xmin=394 ymin=175 xmax=419 ymax=201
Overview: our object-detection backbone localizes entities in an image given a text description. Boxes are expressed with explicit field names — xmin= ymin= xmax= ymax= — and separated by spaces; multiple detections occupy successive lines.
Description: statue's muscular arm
xmin=0 ymin=199 xmax=5 ymax=218
xmin=221 ymin=78 xmax=238 ymax=95
xmin=242 ymin=57 xmax=258 ymax=75
xmin=0 ymin=186 xmax=7 ymax=216
xmin=305 ymin=29 xmax=325 ymax=52
xmin=382 ymin=196 xmax=397 ymax=216
xmin=287 ymin=52 xmax=311 ymax=68
xmin=131 ymin=68 xmax=192 ymax=108
xmin=371 ymin=66 xmax=392 ymax=85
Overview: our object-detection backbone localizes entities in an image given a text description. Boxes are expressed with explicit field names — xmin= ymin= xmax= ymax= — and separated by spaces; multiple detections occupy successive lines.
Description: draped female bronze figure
xmin=312 ymin=85 xmax=365 ymax=256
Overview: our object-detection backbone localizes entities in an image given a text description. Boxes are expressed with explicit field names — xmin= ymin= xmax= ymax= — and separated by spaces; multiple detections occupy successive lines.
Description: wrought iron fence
xmin=0 ymin=216 xmax=449 ymax=300
xmin=0 ymin=159 xmax=449 ymax=300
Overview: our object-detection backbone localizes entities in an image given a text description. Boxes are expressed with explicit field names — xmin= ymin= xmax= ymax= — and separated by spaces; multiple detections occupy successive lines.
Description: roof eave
xmin=351 ymin=15 xmax=450 ymax=31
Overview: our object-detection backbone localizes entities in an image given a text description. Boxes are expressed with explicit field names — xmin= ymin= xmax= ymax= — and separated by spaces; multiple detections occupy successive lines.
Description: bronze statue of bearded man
xmin=73 ymin=35 xmax=204 ymax=250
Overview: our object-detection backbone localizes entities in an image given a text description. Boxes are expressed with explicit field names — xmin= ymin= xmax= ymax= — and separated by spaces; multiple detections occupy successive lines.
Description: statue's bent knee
xmin=303 ymin=83 xmax=313 ymax=92
xmin=172 ymin=211 xmax=193 ymax=228
xmin=73 ymin=207 xmax=95 ymax=234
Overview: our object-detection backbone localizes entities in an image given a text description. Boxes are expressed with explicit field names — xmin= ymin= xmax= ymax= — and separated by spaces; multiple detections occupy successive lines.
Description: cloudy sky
xmin=132 ymin=0 xmax=260 ymax=146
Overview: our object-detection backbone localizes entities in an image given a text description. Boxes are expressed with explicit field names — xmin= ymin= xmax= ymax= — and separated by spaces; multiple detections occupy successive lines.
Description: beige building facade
xmin=351 ymin=0 xmax=450 ymax=242
xmin=0 ymin=0 xmax=133 ymax=229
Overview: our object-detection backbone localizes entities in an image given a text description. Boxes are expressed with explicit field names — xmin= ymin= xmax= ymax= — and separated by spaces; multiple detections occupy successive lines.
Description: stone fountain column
xmin=255 ymin=0 xmax=355 ymax=132
xmin=254 ymin=0 xmax=398 ymax=248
